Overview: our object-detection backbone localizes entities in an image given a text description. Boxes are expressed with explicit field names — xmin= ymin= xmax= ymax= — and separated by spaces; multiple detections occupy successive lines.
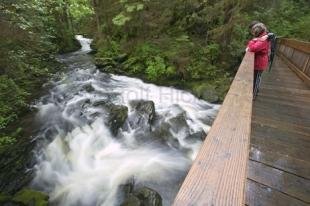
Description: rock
xmin=192 ymin=83 xmax=219 ymax=103
xmin=83 ymin=84 xmax=95 ymax=92
xmin=167 ymin=112 xmax=189 ymax=133
xmin=81 ymin=99 xmax=91 ymax=108
xmin=92 ymin=100 xmax=128 ymax=135
xmin=185 ymin=130 xmax=207 ymax=142
xmin=133 ymin=187 xmax=162 ymax=206
xmin=0 ymin=139 xmax=35 ymax=194
xmin=12 ymin=189 xmax=49 ymax=206
xmin=106 ymin=104 xmax=128 ymax=136
xmin=129 ymin=100 xmax=155 ymax=123
xmin=121 ymin=194 xmax=141 ymax=206
xmin=92 ymin=99 xmax=109 ymax=107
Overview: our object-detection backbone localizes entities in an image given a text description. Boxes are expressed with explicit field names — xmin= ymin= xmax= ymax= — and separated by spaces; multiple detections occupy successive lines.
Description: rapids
xmin=32 ymin=35 xmax=220 ymax=206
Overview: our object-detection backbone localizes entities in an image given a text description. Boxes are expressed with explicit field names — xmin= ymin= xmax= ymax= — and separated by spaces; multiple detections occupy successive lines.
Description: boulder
xmin=92 ymin=100 xmax=128 ymax=135
xmin=106 ymin=104 xmax=128 ymax=136
xmin=192 ymin=83 xmax=219 ymax=103
xmin=121 ymin=187 xmax=162 ymax=206
xmin=83 ymin=84 xmax=95 ymax=93
xmin=133 ymin=187 xmax=162 ymax=206
xmin=185 ymin=130 xmax=207 ymax=142
xmin=121 ymin=194 xmax=141 ymax=206
xmin=128 ymin=100 xmax=155 ymax=130
xmin=167 ymin=112 xmax=189 ymax=133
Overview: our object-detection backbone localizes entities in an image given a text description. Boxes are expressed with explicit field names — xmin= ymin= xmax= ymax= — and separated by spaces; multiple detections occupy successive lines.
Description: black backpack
xmin=267 ymin=33 xmax=277 ymax=72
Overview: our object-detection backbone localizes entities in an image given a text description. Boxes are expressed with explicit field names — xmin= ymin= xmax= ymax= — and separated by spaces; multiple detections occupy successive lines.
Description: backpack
xmin=267 ymin=33 xmax=277 ymax=72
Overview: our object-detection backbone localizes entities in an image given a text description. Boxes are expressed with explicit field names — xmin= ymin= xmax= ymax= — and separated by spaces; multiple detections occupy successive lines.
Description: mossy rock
xmin=0 ymin=192 xmax=12 ymax=203
xmin=133 ymin=187 xmax=162 ymax=206
xmin=104 ymin=104 xmax=128 ymax=136
xmin=121 ymin=194 xmax=141 ymax=206
xmin=192 ymin=83 xmax=219 ymax=103
xmin=12 ymin=189 xmax=49 ymax=206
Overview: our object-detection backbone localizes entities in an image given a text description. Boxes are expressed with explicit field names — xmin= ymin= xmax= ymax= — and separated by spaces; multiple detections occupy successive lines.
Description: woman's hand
xmin=255 ymin=35 xmax=268 ymax=41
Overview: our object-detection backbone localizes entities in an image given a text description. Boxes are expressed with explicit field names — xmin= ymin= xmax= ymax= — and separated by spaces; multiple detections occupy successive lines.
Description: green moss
xmin=0 ymin=192 xmax=12 ymax=203
xmin=12 ymin=189 xmax=49 ymax=206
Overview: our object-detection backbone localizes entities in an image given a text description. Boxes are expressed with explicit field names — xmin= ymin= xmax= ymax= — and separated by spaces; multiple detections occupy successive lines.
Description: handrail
xmin=277 ymin=38 xmax=310 ymax=86
xmin=173 ymin=52 xmax=254 ymax=206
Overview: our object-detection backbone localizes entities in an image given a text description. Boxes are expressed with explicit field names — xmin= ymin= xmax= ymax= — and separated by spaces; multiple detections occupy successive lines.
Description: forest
xmin=0 ymin=0 xmax=309 ymax=205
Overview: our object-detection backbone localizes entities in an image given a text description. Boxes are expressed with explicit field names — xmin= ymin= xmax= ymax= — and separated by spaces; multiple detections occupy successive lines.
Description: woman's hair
xmin=251 ymin=23 xmax=267 ymax=37
xmin=248 ymin=20 xmax=260 ymax=30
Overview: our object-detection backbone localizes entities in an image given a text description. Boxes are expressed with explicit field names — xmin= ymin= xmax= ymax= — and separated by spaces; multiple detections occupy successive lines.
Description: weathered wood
xmin=173 ymin=52 xmax=254 ymax=206
xmin=278 ymin=52 xmax=310 ymax=86
xmin=278 ymin=38 xmax=310 ymax=54
xmin=252 ymin=122 xmax=310 ymax=148
xmin=247 ymin=55 xmax=310 ymax=205
xmin=253 ymin=94 xmax=310 ymax=110
xmin=250 ymin=146 xmax=310 ymax=179
xmin=252 ymin=115 xmax=310 ymax=136
xmin=251 ymin=137 xmax=310 ymax=162
xmin=246 ymin=179 xmax=309 ymax=206
xmin=277 ymin=38 xmax=310 ymax=86
xmin=248 ymin=161 xmax=310 ymax=202
xmin=254 ymin=106 xmax=310 ymax=127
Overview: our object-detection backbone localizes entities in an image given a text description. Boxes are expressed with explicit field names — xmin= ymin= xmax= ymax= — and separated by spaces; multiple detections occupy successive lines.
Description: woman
xmin=246 ymin=22 xmax=270 ymax=99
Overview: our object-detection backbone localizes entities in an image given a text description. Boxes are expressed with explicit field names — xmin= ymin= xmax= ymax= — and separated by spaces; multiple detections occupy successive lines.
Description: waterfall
xmin=32 ymin=35 xmax=220 ymax=206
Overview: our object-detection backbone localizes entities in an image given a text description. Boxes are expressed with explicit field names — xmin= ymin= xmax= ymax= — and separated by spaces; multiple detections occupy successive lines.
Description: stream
xmin=31 ymin=35 xmax=220 ymax=206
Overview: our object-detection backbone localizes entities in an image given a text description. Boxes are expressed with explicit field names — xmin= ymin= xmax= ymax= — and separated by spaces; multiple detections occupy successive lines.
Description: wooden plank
xmin=251 ymin=137 xmax=310 ymax=162
xmin=277 ymin=52 xmax=310 ymax=86
xmin=252 ymin=116 xmax=310 ymax=136
xmin=249 ymin=146 xmax=310 ymax=179
xmin=246 ymin=179 xmax=309 ymax=206
xmin=253 ymin=107 xmax=310 ymax=127
xmin=259 ymin=85 xmax=310 ymax=96
xmin=252 ymin=122 xmax=310 ymax=147
xmin=253 ymin=100 xmax=310 ymax=120
xmin=253 ymin=95 xmax=310 ymax=110
xmin=257 ymin=92 xmax=310 ymax=108
xmin=261 ymin=81 xmax=308 ymax=90
xmin=248 ymin=161 xmax=310 ymax=202
xmin=173 ymin=52 xmax=254 ymax=206
xmin=278 ymin=38 xmax=310 ymax=54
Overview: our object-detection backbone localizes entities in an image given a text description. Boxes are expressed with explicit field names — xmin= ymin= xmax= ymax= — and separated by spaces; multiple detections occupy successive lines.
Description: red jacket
xmin=247 ymin=32 xmax=270 ymax=70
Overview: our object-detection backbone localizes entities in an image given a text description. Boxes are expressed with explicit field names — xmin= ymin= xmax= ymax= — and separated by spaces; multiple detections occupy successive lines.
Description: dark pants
xmin=253 ymin=70 xmax=263 ymax=99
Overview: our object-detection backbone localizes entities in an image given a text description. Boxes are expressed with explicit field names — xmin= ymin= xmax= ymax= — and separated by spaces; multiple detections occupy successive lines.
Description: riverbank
xmin=0 ymin=45 xmax=80 ymax=206
xmin=94 ymin=50 xmax=232 ymax=104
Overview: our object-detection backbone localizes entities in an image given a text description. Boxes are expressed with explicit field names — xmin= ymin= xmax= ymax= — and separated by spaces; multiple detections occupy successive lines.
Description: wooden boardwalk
xmin=174 ymin=38 xmax=309 ymax=205
xmin=246 ymin=56 xmax=310 ymax=205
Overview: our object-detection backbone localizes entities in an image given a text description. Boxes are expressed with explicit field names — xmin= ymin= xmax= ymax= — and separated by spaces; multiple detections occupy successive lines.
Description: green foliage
xmin=0 ymin=136 xmax=17 ymax=147
xmin=69 ymin=0 xmax=94 ymax=22
xmin=146 ymin=56 xmax=176 ymax=81
xmin=97 ymin=40 xmax=121 ymax=58
xmin=249 ymin=0 xmax=309 ymax=40
xmin=0 ymin=76 xmax=28 ymax=129
xmin=113 ymin=13 xmax=132 ymax=26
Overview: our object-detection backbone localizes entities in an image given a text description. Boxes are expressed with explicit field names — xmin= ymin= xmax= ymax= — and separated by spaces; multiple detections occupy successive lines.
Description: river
xmin=31 ymin=35 xmax=220 ymax=206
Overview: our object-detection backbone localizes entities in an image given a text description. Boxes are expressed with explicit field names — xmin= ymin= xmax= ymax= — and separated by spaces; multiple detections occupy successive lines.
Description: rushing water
xmin=32 ymin=35 xmax=220 ymax=206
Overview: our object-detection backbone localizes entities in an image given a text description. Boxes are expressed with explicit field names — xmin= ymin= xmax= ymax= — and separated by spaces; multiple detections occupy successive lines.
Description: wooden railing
xmin=173 ymin=52 xmax=254 ymax=206
xmin=277 ymin=38 xmax=310 ymax=86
